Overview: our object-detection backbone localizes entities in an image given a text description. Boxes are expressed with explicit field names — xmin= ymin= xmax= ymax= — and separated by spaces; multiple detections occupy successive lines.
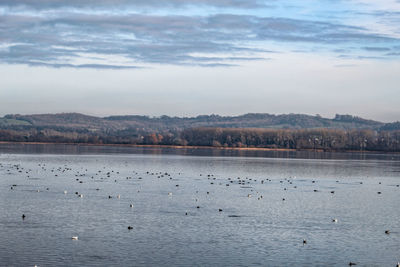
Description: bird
xmin=218 ymin=209 xmax=223 ymax=212
xmin=385 ymin=230 xmax=390 ymax=234
xmin=22 ymin=214 xmax=26 ymax=220
xmin=303 ymin=239 xmax=307 ymax=245
xmin=128 ymin=226 xmax=133 ymax=230
xmin=332 ymin=218 xmax=338 ymax=223
xmin=348 ymin=262 xmax=357 ymax=266
xmin=130 ymin=204 xmax=134 ymax=208
xmin=71 ymin=236 xmax=78 ymax=240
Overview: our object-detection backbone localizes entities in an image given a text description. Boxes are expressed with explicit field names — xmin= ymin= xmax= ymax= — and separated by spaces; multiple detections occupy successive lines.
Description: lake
xmin=0 ymin=143 xmax=399 ymax=266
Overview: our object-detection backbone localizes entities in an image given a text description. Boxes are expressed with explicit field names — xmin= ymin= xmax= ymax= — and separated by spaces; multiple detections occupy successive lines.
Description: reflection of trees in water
xmin=1 ymin=143 xmax=399 ymax=162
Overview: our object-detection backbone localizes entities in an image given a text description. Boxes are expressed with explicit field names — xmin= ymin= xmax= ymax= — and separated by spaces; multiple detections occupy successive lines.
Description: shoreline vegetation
xmin=1 ymin=113 xmax=399 ymax=152
xmin=0 ymin=128 xmax=400 ymax=153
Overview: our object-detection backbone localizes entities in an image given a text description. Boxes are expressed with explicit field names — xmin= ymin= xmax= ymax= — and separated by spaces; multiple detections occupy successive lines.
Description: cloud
xmin=363 ymin=47 xmax=391 ymax=51
xmin=0 ymin=2 xmax=400 ymax=69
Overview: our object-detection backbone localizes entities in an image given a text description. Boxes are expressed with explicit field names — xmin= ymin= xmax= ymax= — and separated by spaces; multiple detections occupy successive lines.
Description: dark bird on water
xmin=128 ymin=226 xmax=133 ymax=230
xmin=22 ymin=214 xmax=26 ymax=220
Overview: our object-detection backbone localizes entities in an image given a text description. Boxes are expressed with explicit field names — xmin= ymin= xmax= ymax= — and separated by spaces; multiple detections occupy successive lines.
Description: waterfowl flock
xmin=0 ymin=154 xmax=399 ymax=266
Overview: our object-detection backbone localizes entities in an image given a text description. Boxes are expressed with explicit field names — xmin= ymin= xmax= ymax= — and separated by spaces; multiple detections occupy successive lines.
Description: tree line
xmin=0 ymin=127 xmax=399 ymax=152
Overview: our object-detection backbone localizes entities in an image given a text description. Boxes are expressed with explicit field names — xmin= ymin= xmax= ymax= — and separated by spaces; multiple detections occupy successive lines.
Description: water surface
xmin=0 ymin=144 xmax=399 ymax=266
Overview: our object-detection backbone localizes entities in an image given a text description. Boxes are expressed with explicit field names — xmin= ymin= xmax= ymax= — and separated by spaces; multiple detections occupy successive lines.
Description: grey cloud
xmin=1 ymin=12 xmax=399 ymax=69
xmin=363 ymin=47 xmax=391 ymax=51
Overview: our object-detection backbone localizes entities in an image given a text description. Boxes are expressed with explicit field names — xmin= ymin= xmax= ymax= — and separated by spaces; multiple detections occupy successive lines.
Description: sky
xmin=0 ymin=0 xmax=399 ymax=122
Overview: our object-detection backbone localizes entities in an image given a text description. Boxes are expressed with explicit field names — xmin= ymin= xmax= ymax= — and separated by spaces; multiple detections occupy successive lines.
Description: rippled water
xmin=0 ymin=144 xmax=399 ymax=266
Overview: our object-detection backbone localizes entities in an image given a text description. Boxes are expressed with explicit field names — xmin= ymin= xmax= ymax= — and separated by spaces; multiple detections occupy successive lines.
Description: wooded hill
xmin=0 ymin=113 xmax=399 ymax=152
xmin=0 ymin=113 xmax=392 ymax=131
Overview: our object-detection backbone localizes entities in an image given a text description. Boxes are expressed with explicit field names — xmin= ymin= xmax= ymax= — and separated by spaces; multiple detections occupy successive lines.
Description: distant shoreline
xmin=1 ymin=141 xmax=398 ymax=154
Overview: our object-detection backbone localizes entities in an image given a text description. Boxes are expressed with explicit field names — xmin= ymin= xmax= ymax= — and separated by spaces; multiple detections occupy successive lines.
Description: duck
xmin=71 ymin=236 xmax=78 ymax=240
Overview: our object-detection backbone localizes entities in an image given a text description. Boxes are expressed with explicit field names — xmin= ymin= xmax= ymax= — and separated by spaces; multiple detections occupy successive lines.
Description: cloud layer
xmin=1 ymin=1 xmax=400 ymax=68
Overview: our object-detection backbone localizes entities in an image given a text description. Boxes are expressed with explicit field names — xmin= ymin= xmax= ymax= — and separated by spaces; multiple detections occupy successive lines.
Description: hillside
xmin=1 ymin=112 xmax=389 ymax=133
xmin=0 ymin=113 xmax=399 ymax=151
